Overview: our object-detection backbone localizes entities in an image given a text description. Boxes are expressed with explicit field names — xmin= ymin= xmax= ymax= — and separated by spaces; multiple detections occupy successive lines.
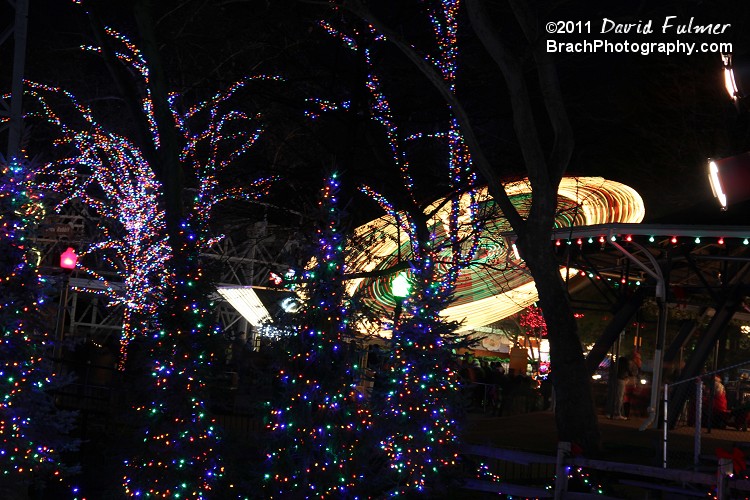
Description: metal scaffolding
xmin=1 ymin=0 xmax=29 ymax=160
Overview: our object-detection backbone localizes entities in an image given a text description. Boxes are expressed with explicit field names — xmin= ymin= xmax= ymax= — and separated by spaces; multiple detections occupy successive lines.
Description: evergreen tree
xmin=0 ymin=157 xmax=78 ymax=495
xmin=264 ymin=173 xmax=374 ymax=498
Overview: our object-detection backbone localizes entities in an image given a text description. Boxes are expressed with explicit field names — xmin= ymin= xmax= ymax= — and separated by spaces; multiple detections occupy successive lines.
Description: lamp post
xmin=391 ymin=272 xmax=411 ymax=329
xmin=53 ymin=247 xmax=77 ymax=366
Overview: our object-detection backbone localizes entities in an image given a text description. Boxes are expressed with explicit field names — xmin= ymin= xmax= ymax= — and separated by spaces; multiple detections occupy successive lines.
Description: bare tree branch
xmin=465 ymin=0 xmax=550 ymax=199
xmin=508 ymin=0 xmax=573 ymax=187
xmin=341 ymin=0 xmax=526 ymax=233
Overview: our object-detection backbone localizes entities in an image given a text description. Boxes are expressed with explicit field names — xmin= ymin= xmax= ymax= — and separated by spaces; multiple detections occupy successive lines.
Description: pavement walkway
xmin=463 ymin=410 xmax=750 ymax=468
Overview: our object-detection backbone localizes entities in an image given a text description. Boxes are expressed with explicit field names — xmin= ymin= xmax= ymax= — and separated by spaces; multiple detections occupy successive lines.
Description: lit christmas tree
xmin=24 ymin=19 xmax=276 ymax=497
xmin=360 ymin=193 xmax=470 ymax=496
xmin=0 ymin=157 xmax=78 ymax=495
xmin=318 ymin=2 xmax=480 ymax=494
xmin=264 ymin=173 xmax=374 ymax=498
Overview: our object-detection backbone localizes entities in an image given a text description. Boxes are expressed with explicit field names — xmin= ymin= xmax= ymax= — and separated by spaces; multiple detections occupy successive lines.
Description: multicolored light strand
xmin=26 ymin=80 xmax=171 ymax=367
xmin=319 ymin=3 xmax=486 ymax=494
xmin=0 ymin=157 xmax=77 ymax=488
xmin=264 ymin=174 xmax=372 ymax=497
xmin=25 ymin=19 xmax=279 ymax=497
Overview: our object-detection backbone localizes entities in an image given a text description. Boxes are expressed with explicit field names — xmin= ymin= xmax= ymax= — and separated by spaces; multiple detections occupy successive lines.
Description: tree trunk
xmin=518 ymin=225 xmax=601 ymax=454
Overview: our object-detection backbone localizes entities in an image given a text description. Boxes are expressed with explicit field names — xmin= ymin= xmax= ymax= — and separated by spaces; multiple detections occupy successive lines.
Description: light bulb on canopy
xmin=346 ymin=177 xmax=644 ymax=334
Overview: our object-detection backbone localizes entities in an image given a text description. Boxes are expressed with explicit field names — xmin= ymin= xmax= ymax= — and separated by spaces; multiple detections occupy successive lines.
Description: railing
xmin=665 ymin=362 xmax=750 ymax=470
xmin=462 ymin=441 xmax=750 ymax=499
xmin=464 ymin=380 xmax=548 ymax=415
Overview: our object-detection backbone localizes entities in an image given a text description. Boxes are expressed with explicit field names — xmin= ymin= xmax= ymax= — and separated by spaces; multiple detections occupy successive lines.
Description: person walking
xmin=613 ymin=351 xmax=639 ymax=420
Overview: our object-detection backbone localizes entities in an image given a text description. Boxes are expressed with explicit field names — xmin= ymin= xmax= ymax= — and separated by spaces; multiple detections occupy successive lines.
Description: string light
xmin=25 ymin=22 xmax=281 ymax=497
xmin=264 ymin=174 xmax=371 ymax=497
xmin=0 ymin=157 xmax=77 ymax=486
xmin=320 ymin=5 xmax=473 ymax=493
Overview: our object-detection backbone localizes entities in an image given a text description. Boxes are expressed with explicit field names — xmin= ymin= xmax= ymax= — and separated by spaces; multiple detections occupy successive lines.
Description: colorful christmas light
xmin=264 ymin=174 xmax=373 ymax=497
xmin=0 ymin=157 xmax=78 ymax=490
xmin=24 ymin=21 xmax=280 ymax=497
xmin=320 ymin=3 xmax=486 ymax=494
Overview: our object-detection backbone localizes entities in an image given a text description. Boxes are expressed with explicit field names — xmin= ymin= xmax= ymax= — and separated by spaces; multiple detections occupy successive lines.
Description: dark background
xmin=4 ymin=0 xmax=750 ymax=224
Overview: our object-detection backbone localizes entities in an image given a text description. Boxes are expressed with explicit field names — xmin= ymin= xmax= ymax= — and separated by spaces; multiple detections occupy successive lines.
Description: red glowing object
xmin=60 ymin=247 xmax=78 ymax=270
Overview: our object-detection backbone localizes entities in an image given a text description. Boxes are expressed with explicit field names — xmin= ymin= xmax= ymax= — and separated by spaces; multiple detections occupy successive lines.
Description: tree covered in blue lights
xmin=263 ymin=173 xmax=378 ymax=498
xmin=0 ymin=157 xmax=78 ymax=495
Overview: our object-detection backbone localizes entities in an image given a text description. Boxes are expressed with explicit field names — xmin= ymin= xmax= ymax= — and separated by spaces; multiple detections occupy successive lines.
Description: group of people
xmin=611 ymin=352 xmax=735 ymax=425
xmin=458 ymin=357 xmax=552 ymax=416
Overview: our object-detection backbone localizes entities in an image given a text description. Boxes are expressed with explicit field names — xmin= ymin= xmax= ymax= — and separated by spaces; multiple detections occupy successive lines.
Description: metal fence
xmin=665 ymin=360 xmax=750 ymax=472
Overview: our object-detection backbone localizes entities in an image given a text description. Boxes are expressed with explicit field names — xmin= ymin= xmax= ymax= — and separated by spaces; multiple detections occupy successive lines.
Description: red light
xmin=625 ymin=235 xmax=632 ymax=242
xmin=555 ymin=239 xmax=561 ymax=246
xmin=719 ymin=237 xmax=725 ymax=245
xmin=576 ymin=238 xmax=582 ymax=245
xmin=59 ymin=247 xmax=78 ymax=270
xmin=269 ymin=272 xmax=283 ymax=285
xmin=598 ymin=235 xmax=605 ymax=243
xmin=671 ymin=236 xmax=678 ymax=244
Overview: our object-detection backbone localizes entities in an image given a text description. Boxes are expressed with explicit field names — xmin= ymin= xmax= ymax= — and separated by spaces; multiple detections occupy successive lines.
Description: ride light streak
xmin=348 ymin=177 xmax=644 ymax=332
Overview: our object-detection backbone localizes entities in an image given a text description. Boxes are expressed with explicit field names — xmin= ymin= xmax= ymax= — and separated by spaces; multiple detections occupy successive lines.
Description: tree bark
xmin=134 ymin=0 xmax=185 ymax=244
xmin=342 ymin=0 xmax=602 ymax=453
xmin=517 ymin=225 xmax=601 ymax=453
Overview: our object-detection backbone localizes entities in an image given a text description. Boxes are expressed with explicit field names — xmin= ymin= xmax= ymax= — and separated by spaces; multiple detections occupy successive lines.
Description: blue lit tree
xmin=314 ymin=3 xmax=483 ymax=493
xmin=264 ymin=173 xmax=376 ymax=498
xmin=0 ymin=157 xmax=78 ymax=495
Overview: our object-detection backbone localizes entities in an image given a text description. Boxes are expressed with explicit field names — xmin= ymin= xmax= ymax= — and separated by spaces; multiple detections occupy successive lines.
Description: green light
xmin=392 ymin=272 xmax=411 ymax=299
xmin=649 ymin=235 xmax=655 ymax=242
xmin=695 ymin=237 xmax=701 ymax=244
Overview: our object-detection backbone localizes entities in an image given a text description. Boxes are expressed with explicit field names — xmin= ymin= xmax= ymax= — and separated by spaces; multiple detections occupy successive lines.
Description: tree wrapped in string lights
xmin=318 ymin=3 xmax=482 ymax=494
xmin=24 ymin=16 xmax=277 ymax=496
xmin=264 ymin=173 xmax=375 ymax=498
xmin=28 ymin=81 xmax=171 ymax=367
xmin=26 ymin=27 xmax=276 ymax=366
xmin=0 ymin=157 xmax=78 ymax=494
